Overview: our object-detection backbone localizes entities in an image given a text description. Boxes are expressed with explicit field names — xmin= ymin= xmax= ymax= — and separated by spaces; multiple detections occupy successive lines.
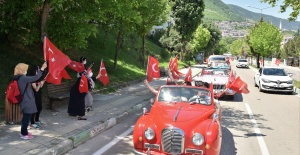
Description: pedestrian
xmin=68 ymin=56 xmax=97 ymax=120
xmin=14 ymin=62 xmax=47 ymax=140
xmin=28 ymin=65 xmax=46 ymax=129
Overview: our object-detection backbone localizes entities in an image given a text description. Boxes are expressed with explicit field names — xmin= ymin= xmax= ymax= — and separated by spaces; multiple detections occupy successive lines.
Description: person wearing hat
xmin=14 ymin=62 xmax=47 ymax=140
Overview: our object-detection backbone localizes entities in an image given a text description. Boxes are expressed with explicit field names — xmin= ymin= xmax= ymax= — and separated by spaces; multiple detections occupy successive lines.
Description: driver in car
xmin=189 ymin=90 xmax=211 ymax=104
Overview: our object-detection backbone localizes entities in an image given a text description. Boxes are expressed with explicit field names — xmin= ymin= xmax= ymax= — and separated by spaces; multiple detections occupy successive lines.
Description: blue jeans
xmin=21 ymin=113 xmax=31 ymax=135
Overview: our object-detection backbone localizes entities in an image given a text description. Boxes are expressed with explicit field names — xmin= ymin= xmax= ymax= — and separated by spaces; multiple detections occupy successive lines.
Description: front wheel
xmin=258 ymin=82 xmax=263 ymax=92
xmin=254 ymin=79 xmax=258 ymax=87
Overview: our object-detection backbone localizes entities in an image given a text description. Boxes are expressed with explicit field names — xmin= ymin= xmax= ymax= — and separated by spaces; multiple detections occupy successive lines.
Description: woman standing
xmin=28 ymin=66 xmax=46 ymax=129
xmin=14 ymin=62 xmax=47 ymax=140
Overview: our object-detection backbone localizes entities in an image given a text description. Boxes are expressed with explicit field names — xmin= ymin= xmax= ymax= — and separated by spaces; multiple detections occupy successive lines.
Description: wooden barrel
xmin=5 ymin=97 xmax=22 ymax=124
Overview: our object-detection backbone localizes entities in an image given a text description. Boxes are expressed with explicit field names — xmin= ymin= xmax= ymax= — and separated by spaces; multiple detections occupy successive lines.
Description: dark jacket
xmin=16 ymin=70 xmax=43 ymax=114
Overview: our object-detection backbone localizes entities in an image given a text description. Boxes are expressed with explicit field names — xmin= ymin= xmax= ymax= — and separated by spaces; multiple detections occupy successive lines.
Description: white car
xmin=236 ymin=59 xmax=249 ymax=68
xmin=254 ymin=66 xmax=294 ymax=94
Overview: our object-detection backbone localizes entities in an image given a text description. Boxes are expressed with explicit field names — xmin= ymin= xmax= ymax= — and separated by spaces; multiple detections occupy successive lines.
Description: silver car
xmin=254 ymin=66 xmax=294 ymax=94
xmin=236 ymin=59 xmax=249 ymax=68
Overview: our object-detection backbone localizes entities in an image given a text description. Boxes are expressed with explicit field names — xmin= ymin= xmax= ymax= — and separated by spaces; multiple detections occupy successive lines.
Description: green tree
xmin=203 ymin=23 xmax=222 ymax=56
xmin=189 ymin=25 xmax=210 ymax=53
xmin=261 ymin=0 xmax=300 ymax=21
xmin=135 ymin=0 xmax=170 ymax=66
xmin=171 ymin=0 xmax=205 ymax=59
xmin=228 ymin=38 xmax=249 ymax=56
xmin=283 ymin=34 xmax=300 ymax=58
xmin=248 ymin=21 xmax=282 ymax=67
xmin=159 ymin=28 xmax=182 ymax=53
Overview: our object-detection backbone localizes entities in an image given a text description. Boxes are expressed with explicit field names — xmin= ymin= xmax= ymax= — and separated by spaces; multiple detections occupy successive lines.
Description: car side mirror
xmin=288 ymin=73 xmax=293 ymax=77
xmin=256 ymin=72 xmax=260 ymax=76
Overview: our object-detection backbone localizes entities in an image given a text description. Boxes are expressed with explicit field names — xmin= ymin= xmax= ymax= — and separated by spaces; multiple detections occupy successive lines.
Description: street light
xmin=247 ymin=5 xmax=275 ymax=19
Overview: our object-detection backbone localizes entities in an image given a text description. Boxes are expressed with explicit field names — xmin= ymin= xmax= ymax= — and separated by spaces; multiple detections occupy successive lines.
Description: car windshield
xmin=263 ymin=68 xmax=287 ymax=76
xmin=210 ymin=57 xmax=225 ymax=61
xmin=157 ymin=86 xmax=212 ymax=105
xmin=238 ymin=59 xmax=247 ymax=62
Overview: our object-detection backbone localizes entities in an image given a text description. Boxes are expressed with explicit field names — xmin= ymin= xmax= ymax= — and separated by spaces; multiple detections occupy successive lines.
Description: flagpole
xmin=146 ymin=56 xmax=149 ymax=79
xmin=43 ymin=72 xmax=50 ymax=80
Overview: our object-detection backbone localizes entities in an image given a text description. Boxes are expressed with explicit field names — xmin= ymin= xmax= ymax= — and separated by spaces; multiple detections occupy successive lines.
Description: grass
xmin=0 ymin=29 xmax=191 ymax=116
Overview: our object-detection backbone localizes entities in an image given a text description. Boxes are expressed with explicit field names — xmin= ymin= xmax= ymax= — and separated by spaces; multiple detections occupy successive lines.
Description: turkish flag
xmin=226 ymin=70 xmax=235 ymax=87
xmin=43 ymin=36 xmax=71 ymax=84
xmin=228 ymin=76 xmax=250 ymax=94
xmin=184 ymin=68 xmax=192 ymax=83
xmin=275 ymin=59 xmax=280 ymax=66
xmin=168 ymin=56 xmax=184 ymax=80
xmin=79 ymin=75 xmax=88 ymax=93
xmin=97 ymin=60 xmax=109 ymax=86
xmin=45 ymin=69 xmax=71 ymax=85
xmin=68 ymin=61 xmax=86 ymax=73
xmin=146 ymin=56 xmax=160 ymax=82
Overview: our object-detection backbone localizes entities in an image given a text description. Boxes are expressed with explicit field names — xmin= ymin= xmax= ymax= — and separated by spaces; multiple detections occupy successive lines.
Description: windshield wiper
xmin=173 ymin=106 xmax=182 ymax=122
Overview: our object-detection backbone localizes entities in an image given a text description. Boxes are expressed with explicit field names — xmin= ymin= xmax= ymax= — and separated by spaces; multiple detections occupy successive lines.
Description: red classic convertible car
xmin=133 ymin=85 xmax=222 ymax=155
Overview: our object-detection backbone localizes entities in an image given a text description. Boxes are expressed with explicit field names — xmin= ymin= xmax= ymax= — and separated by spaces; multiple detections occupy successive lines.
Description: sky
xmin=221 ymin=0 xmax=299 ymax=21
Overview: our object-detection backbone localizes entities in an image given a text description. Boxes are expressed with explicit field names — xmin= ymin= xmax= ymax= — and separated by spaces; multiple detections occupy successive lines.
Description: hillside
xmin=203 ymin=0 xmax=300 ymax=31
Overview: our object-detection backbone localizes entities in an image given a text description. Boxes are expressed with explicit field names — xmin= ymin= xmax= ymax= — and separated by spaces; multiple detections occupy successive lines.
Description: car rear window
xmin=210 ymin=57 xmax=225 ymax=61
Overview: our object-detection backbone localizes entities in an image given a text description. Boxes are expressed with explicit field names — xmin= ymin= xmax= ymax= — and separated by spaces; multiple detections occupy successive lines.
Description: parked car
xmin=207 ymin=55 xmax=226 ymax=67
xmin=132 ymin=85 xmax=222 ymax=155
xmin=254 ymin=66 xmax=294 ymax=94
xmin=193 ymin=67 xmax=236 ymax=100
xmin=236 ymin=59 xmax=249 ymax=68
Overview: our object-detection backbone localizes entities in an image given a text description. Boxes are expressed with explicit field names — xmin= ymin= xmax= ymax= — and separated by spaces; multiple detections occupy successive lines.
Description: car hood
xmin=194 ymin=75 xmax=228 ymax=84
xmin=261 ymin=75 xmax=292 ymax=81
xmin=151 ymin=103 xmax=215 ymax=122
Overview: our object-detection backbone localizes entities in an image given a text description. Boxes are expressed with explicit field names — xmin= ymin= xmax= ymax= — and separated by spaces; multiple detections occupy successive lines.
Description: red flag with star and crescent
xmin=184 ymin=67 xmax=192 ymax=83
xmin=228 ymin=76 xmax=250 ymax=94
xmin=79 ymin=74 xmax=88 ymax=93
xmin=169 ymin=55 xmax=184 ymax=80
xmin=146 ymin=56 xmax=160 ymax=82
xmin=45 ymin=69 xmax=71 ymax=85
xmin=97 ymin=60 xmax=109 ymax=86
xmin=68 ymin=61 xmax=86 ymax=73
xmin=43 ymin=36 xmax=71 ymax=84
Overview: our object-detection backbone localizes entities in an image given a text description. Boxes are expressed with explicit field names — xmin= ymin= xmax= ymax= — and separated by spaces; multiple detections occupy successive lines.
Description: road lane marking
xmin=92 ymin=126 xmax=134 ymax=155
xmin=245 ymin=103 xmax=270 ymax=155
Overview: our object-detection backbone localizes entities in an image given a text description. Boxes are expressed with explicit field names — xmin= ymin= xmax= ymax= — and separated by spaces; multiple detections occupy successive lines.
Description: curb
xmin=38 ymin=101 xmax=150 ymax=155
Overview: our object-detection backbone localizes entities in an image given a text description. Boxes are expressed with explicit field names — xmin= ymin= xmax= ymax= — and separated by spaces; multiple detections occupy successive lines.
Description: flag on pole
xmin=184 ymin=67 xmax=192 ymax=83
xmin=228 ymin=76 xmax=250 ymax=94
xmin=97 ymin=60 xmax=109 ymax=86
xmin=168 ymin=55 xmax=184 ymax=80
xmin=68 ymin=61 xmax=86 ymax=73
xmin=45 ymin=69 xmax=71 ymax=85
xmin=43 ymin=36 xmax=71 ymax=84
xmin=146 ymin=56 xmax=160 ymax=82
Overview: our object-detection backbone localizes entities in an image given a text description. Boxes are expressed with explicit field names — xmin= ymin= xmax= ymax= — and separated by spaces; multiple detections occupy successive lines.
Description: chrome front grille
xmin=161 ymin=127 xmax=184 ymax=154
xmin=213 ymin=84 xmax=226 ymax=90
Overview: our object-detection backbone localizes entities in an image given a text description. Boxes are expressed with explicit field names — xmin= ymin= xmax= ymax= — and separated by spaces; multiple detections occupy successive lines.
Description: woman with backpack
xmin=14 ymin=62 xmax=47 ymax=140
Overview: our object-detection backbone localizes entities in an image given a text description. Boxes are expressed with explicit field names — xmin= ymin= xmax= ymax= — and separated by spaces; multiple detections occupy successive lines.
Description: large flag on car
xmin=169 ymin=55 xmax=184 ymax=80
xmin=43 ymin=36 xmax=71 ymax=84
xmin=227 ymin=76 xmax=250 ymax=94
xmin=97 ymin=60 xmax=109 ymax=86
xmin=184 ymin=67 xmax=192 ymax=83
xmin=146 ymin=56 xmax=160 ymax=82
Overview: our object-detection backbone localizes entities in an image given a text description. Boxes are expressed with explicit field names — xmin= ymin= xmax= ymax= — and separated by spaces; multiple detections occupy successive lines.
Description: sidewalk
xmin=0 ymin=67 xmax=202 ymax=155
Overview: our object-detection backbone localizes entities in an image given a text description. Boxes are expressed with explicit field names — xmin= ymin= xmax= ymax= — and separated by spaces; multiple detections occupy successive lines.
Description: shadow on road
xmin=220 ymin=127 xmax=237 ymax=155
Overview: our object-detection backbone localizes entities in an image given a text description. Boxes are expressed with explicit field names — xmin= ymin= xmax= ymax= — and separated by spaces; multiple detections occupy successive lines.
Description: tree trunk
xmin=41 ymin=0 xmax=50 ymax=40
xmin=142 ymin=35 xmax=146 ymax=67
xmin=256 ymin=54 xmax=260 ymax=68
xmin=114 ymin=30 xmax=123 ymax=70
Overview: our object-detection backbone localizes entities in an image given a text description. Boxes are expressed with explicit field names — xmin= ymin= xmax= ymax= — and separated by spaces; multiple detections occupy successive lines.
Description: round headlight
xmin=144 ymin=128 xmax=155 ymax=140
xmin=192 ymin=133 xmax=204 ymax=146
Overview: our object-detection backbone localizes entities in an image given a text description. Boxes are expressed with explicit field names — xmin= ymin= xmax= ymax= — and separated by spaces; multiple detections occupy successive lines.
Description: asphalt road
xmin=63 ymin=62 xmax=300 ymax=155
